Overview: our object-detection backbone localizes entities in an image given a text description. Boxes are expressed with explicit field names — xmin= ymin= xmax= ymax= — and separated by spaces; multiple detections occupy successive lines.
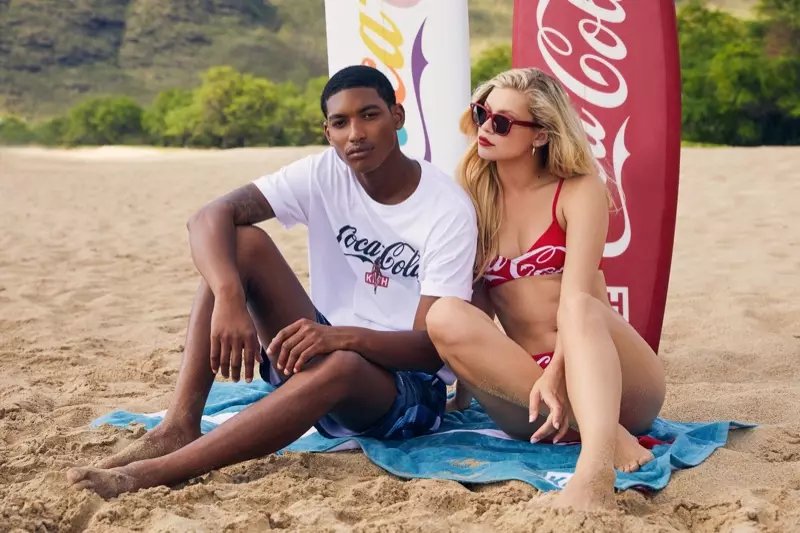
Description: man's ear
xmin=323 ymin=120 xmax=331 ymax=143
xmin=392 ymin=103 xmax=406 ymax=131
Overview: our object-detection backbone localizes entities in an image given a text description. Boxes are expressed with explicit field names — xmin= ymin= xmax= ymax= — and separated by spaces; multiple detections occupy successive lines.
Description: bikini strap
xmin=552 ymin=179 xmax=565 ymax=221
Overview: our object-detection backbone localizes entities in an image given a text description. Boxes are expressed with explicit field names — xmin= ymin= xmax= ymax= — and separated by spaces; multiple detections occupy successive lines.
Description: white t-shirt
xmin=253 ymin=147 xmax=477 ymax=337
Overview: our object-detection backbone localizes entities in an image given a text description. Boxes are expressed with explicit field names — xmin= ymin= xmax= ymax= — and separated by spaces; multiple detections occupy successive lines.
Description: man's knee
xmin=234 ymin=226 xmax=275 ymax=270
xmin=314 ymin=350 xmax=371 ymax=391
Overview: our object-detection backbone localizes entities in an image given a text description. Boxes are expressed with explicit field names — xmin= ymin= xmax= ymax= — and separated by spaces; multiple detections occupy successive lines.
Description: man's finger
xmin=285 ymin=338 xmax=315 ymax=374
xmin=293 ymin=341 xmax=323 ymax=373
xmin=219 ymin=339 xmax=231 ymax=379
xmin=267 ymin=320 xmax=303 ymax=357
xmin=230 ymin=339 xmax=243 ymax=382
xmin=278 ymin=332 xmax=301 ymax=374
xmin=254 ymin=331 xmax=264 ymax=364
xmin=210 ymin=335 xmax=221 ymax=374
xmin=243 ymin=337 xmax=256 ymax=383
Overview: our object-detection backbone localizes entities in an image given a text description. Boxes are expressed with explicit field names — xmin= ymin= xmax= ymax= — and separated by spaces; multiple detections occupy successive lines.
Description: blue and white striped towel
xmin=90 ymin=380 xmax=753 ymax=493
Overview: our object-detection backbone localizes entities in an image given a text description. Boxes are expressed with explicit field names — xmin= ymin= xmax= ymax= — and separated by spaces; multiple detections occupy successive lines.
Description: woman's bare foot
xmin=95 ymin=423 xmax=200 ymax=469
xmin=551 ymin=466 xmax=617 ymax=511
xmin=614 ymin=426 xmax=654 ymax=473
xmin=67 ymin=463 xmax=155 ymax=499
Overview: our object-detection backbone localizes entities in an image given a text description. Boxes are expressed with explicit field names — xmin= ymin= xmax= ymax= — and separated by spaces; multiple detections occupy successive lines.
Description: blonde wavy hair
xmin=456 ymin=67 xmax=599 ymax=279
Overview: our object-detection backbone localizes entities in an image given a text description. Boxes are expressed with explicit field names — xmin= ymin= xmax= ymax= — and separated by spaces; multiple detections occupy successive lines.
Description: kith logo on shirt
xmin=365 ymin=269 xmax=390 ymax=291
xmin=336 ymin=225 xmax=420 ymax=292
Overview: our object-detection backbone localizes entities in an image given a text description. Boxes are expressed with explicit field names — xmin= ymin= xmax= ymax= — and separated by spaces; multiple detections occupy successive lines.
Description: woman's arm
xmin=559 ymin=173 xmax=609 ymax=307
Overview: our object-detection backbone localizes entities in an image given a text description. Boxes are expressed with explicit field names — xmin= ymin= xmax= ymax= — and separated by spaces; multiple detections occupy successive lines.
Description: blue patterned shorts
xmin=259 ymin=309 xmax=446 ymax=440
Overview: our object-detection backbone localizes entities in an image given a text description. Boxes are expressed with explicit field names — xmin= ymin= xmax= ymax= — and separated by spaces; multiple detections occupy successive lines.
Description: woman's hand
xmin=528 ymin=368 xmax=571 ymax=443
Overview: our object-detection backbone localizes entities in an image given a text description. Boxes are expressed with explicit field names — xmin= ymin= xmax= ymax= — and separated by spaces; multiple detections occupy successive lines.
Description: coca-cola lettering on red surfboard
xmin=512 ymin=0 xmax=682 ymax=352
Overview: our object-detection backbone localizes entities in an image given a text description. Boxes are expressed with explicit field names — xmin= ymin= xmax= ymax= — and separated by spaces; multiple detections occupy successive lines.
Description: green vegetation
xmin=3 ymin=0 xmax=797 ymax=148
xmin=1 ymin=66 xmax=327 ymax=148
xmin=678 ymin=0 xmax=799 ymax=145
xmin=0 ymin=0 xmax=514 ymax=120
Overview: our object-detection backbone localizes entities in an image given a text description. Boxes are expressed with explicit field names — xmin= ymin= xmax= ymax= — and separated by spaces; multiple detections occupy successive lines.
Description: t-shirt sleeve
xmin=419 ymin=207 xmax=478 ymax=301
xmin=252 ymin=154 xmax=315 ymax=229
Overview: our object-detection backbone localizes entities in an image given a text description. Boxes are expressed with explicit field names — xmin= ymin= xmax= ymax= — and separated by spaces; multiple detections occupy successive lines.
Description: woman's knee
xmin=557 ymin=292 xmax=606 ymax=331
xmin=425 ymin=297 xmax=476 ymax=352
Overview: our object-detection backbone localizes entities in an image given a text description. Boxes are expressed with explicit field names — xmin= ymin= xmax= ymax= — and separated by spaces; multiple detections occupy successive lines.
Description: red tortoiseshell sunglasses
xmin=470 ymin=102 xmax=541 ymax=136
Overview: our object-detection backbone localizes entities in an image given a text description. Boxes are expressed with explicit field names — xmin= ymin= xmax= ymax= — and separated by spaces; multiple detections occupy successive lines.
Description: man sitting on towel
xmin=67 ymin=65 xmax=478 ymax=498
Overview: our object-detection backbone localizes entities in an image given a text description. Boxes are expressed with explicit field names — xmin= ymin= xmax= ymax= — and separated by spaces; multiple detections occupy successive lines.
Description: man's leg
xmin=92 ymin=226 xmax=395 ymax=470
xmin=68 ymin=348 xmax=397 ymax=499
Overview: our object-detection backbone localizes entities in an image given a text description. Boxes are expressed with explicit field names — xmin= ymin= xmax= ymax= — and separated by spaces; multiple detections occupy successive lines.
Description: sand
xmin=1 ymin=145 xmax=799 ymax=533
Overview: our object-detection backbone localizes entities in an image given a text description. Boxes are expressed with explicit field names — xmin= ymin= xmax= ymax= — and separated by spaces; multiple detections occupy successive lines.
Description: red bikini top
xmin=484 ymin=180 xmax=568 ymax=288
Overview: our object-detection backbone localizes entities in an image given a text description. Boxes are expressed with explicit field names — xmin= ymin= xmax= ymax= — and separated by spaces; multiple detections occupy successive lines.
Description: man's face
xmin=324 ymin=88 xmax=404 ymax=174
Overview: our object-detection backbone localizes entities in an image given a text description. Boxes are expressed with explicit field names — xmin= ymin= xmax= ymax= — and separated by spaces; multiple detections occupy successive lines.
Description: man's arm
xmin=273 ymin=197 xmax=477 ymax=376
xmin=334 ymin=295 xmax=444 ymax=374
xmin=186 ymin=184 xmax=275 ymax=302
xmin=470 ymin=279 xmax=495 ymax=319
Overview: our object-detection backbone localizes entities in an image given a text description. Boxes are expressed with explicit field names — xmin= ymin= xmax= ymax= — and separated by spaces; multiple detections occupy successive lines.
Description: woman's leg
xmin=551 ymin=292 xmax=666 ymax=509
xmin=426 ymin=297 xmax=665 ymax=506
xmin=425 ymin=297 xmax=552 ymax=440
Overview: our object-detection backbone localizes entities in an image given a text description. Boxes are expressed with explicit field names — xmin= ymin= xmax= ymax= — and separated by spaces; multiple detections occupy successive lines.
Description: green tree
xmin=143 ymin=89 xmax=194 ymax=146
xmin=179 ymin=66 xmax=286 ymax=148
xmin=63 ymin=96 xmax=145 ymax=146
xmin=677 ymin=1 xmax=745 ymax=143
xmin=471 ymin=44 xmax=511 ymax=90
xmin=0 ymin=116 xmax=33 ymax=145
xmin=677 ymin=0 xmax=800 ymax=145
xmin=31 ymin=117 xmax=69 ymax=146
xmin=757 ymin=0 xmax=800 ymax=32
xmin=273 ymin=76 xmax=328 ymax=146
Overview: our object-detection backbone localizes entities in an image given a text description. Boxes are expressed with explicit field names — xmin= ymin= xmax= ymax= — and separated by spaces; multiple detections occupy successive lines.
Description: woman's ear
xmin=533 ymin=128 xmax=549 ymax=148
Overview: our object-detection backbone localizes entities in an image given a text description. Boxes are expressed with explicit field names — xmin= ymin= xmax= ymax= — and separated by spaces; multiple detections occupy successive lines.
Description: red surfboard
xmin=512 ymin=0 xmax=682 ymax=353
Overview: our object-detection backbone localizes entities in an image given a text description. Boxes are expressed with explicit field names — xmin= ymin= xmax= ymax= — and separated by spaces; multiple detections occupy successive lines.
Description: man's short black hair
xmin=320 ymin=65 xmax=397 ymax=117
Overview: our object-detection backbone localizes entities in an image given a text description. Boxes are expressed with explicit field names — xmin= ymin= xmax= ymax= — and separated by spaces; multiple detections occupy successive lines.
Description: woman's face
xmin=474 ymin=87 xmax=541 ymax=162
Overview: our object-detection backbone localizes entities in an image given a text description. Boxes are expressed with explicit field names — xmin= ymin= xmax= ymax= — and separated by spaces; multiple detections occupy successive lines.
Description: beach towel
xmin=90 ymin=380 xmax=753 ymax=493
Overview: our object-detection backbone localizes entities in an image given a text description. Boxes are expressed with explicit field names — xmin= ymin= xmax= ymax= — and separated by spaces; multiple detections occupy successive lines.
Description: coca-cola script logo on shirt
xmin=536 ymin=0 xmax=631 ymax=258
xmin=336 ymin=225 xmax=420 ymax=292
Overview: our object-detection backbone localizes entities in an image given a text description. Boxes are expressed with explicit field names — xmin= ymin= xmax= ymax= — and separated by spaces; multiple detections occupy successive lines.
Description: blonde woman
xmin=425 ymin=68 xmax=666 ymax=511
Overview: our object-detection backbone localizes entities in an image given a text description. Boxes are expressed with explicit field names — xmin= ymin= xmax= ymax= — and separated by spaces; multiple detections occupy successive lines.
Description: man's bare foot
xmin=95 ymin=423 xmax=200 ymax=469
xmin=67 ymin=463 xmax=154 ymax=500
xmin=551 ymin=467 xmax=617 ymax=511
xmin=614 ymin=427 xmax=654 ymax=473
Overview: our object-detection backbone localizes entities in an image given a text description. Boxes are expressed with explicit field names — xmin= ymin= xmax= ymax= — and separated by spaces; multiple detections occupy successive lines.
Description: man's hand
xmin=267 ymin=318 xmax=348 ymax=376
xmin=209 ymin=294 xmax=262 ymax=383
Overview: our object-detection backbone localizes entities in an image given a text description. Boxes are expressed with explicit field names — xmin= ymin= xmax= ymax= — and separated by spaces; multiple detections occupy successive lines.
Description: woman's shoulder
xmin=560 ymin=171 xmax=607 ymax=201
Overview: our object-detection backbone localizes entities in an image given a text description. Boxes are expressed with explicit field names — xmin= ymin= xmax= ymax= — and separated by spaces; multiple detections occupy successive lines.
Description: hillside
xmin=0 ymin=0 xmax=755 ymax=120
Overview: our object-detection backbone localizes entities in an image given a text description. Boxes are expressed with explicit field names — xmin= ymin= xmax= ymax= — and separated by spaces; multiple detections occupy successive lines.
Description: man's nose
xmin=348 ymin=120 xmax=367 ymax=142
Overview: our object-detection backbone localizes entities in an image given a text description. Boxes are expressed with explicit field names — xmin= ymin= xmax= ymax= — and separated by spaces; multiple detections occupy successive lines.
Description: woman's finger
xmin=553 ymin=415 xmax=570 ymax=443
xmin=531 ymin=413 xmax=557 ymax=442
xmin=550 ymin=399 xmax=564 ymax=431
xmin=529 ymin=388 xmax=542 ymax=423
